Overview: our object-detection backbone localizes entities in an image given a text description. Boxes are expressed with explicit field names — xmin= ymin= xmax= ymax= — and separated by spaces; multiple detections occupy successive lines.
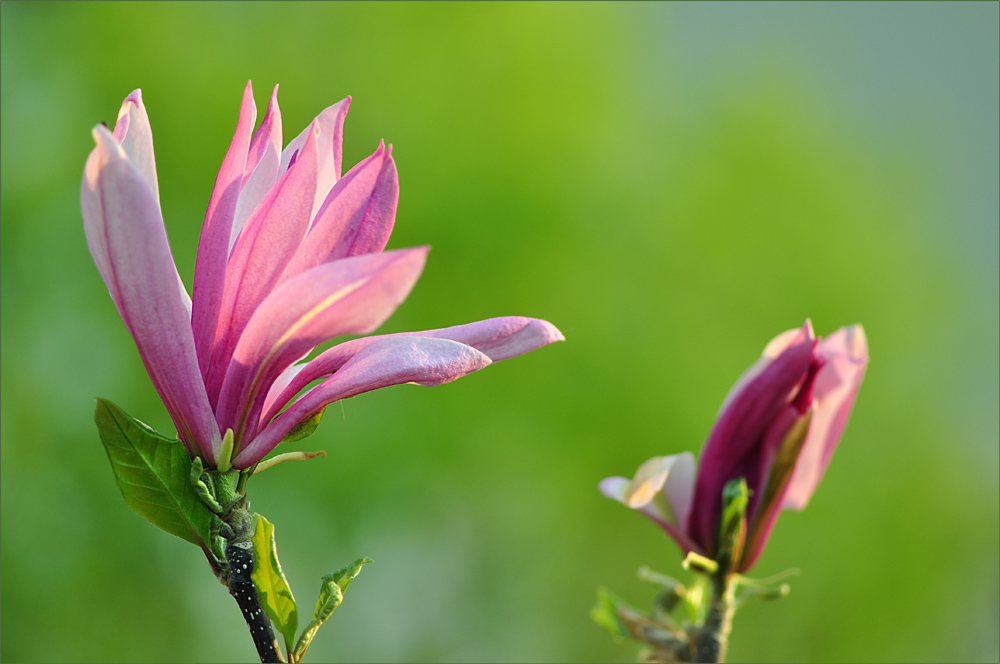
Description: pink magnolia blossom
xmin=601 ymin=321 xmax=867 ymax=573
xmin=82 ymin=83 xmax=563 ymax=469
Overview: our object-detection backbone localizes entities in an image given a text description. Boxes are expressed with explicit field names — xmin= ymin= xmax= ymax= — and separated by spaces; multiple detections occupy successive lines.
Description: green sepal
xmin=591 ymin=587 xmax=630 ymax=641
xmin=292 ymin=557 xmax=373 ymax=663
xmin=94 ymin=398 xmax=213 ymax=555
xmin=251 ymin=514 xmax=298 ymax=656
xmin=281 ymin=407 xmax=326 ymax=444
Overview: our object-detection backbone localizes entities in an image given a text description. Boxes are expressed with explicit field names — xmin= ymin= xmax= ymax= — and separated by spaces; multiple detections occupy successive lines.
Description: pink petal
xmin=232 ymin=335 xmax=491 ymax=468
xmin=687 ymin=321 xmax=816 ymax=555
xmin=280 ymin=97 xmax=350 ymax=221
xmin=783 ymin=325 xmax=868 ymax=510
xmin=278 ymin=141 xmax=398 ymax=284
xmin=112 ymin=89 xmax=159 ymax=206
xmin=215 ymin=247 xmax=429 ymax=442
xmin=192 ymin=81 xmax=256 ymax=379
xmin=106 ymin=90 xmax=193 ymax=312
xmin=203 ymin=125 xmax=319 ymax=407
xmin=230 ymin=85 xmax=283 ymax=252
xmin=259 ymin=316 xmax=564 ymax=425
xmin=81 ymin=125 xmax=220 ymax=460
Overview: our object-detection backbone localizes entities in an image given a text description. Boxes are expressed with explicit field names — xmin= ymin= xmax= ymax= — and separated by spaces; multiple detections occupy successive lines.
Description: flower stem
xmin=206 ymin=472 xmax=285 ymax=664
xmin=226 ymin=539 xmax=285 ymax=663
xmin=692 ymin=571 xmax=737 ymax=663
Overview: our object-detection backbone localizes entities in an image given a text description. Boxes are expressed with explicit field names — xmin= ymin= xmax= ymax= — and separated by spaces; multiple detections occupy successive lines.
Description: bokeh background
xmin=2 ymin=2 xmax=997 ymax=662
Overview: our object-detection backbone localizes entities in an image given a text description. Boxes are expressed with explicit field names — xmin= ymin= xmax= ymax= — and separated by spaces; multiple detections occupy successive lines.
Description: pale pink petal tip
xmin=117 ymin=89 xmax=143 ymax=120
xmin=599 ymin=476 xmax=630 ymax=502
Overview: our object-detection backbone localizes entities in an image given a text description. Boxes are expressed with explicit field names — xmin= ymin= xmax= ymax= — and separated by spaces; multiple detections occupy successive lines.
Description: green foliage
xmin=292 ymin=557 xmax=373 ymax=663
xmin=251 ymin=514 xmax=298 ymax=656
xmin=93 ymin=398 xmax=213 ymax=555
xmin=591 ymin=587 xmax=629 ymax=641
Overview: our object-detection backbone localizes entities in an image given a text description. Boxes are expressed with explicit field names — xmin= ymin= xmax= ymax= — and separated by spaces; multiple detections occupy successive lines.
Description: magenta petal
xmin=192 ymin=81 xmax=257 ymax=379
xmin=280 ymin=97 xmax=350 ymax=221
xmin=736 ymin=404 xmax=802 ymax=572
xmin=783 ymin=325 xmax=868 ymax=510
xmin=259 ymin=316 xmax=564 ymax=425
xmin=215 ymin=246 xmax=429 ymax=442
xmin=230 ymin=85 xmax=283 ymax=251
xmin=279 ymin=141 xmax=398 ymax=283
xmin=204 ymin=125 xmax=319 ymax=407
xmin=687 ymin=322 xmax=816 ymax=554
xmin=81 ymin=125 xmax=220 ymax=460
xmin=232 ymin=335 xmax=491 ymax=468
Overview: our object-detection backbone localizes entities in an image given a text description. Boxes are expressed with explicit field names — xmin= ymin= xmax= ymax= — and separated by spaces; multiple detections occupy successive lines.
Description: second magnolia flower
xmin=601 ymin=321 xmax=867 ymax=573
xmin=82 ymin=82 xmax=563 ymax=469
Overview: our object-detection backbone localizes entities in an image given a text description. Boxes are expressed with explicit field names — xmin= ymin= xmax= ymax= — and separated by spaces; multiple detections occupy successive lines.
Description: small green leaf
xmin=281 ymin=408 xmax=326 ymax=444
xmin=292 ymin=557 xmax=372 ymax=663
xmin=251 ymin=514 xmax=298 ymax=656
xmin=331 ymin=556 xmax=373 ymax=596
xmin=591 ymin=587 xmax=629 ymax=641
xmin=94 ymin=398 xmax=213 ymax=554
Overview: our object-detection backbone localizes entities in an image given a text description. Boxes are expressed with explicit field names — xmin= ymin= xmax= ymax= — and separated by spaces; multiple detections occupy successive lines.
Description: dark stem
xmin=692 ymin=572 xmax=737 ymax=663
xmin=226 ymin=540 xmax=284 ymax=663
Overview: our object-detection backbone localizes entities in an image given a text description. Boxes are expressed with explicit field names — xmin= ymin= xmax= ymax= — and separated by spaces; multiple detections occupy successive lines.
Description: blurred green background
xmin=2 ymin=2 xmax=997 ymax=662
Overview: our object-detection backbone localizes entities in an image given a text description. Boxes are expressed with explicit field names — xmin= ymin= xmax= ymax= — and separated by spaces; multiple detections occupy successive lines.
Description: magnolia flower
xmin=601 ymin=321 xmax=867 ymax=573
xmin=82 ymin=83 xmax=563 ymax=470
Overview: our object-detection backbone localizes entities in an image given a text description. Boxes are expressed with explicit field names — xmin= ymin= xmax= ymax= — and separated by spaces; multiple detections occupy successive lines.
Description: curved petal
xmin=280 ymin=97 xmax=350 ymax=221
xmin=215 ymin=246 xmax=429 ymax=441
xmin=599 ymin=452 xmax=702 ymax=555
xmin=260 ymin=316 xmax=564 ymax=424
xmin=233 ymin=336 xmax=491 ymax=468
xmin=204 ymin=124 xmax=319 ymax=406
xmin=717 ymin=321 xmax=812 ymax=417
xmin=783 ymin=324 xmax=868 ymax=510
xmin=192 ymin=81 xmax=256 ymax=378
xmin=108 ymin=89 xmax=191 ymax=313
xmin=687 ymin=321 xmax=816 ymax=554
xmin=278 ymin=141 xmax=398 ymax=284
xmin=81 ymin=125 xmax=220 ymax=459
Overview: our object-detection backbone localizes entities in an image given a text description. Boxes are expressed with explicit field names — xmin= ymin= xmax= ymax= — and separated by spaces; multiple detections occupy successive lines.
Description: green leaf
xmin=330 ymin=556 xmax=373 ymax=595
xmin=292 ymin=557 xmax=372 ymax=663
xmin=94 ymin=398 xmax=213 ymax=554
xmin=591 ymin=587 xmax=628 ymax=641
xmin=251 ymin=514 xmax=298 ymax=656
xmin=281 ymin=407 xmax=326 ymax=444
